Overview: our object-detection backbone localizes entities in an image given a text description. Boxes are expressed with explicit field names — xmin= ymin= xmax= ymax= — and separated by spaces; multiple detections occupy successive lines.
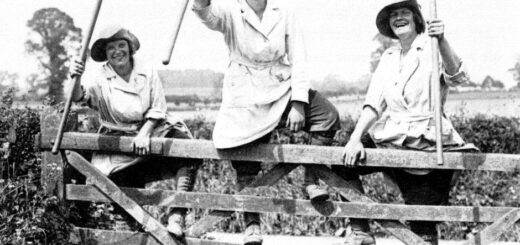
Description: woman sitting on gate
xmin=340 ymin=0 xmax=477 ymax=244
xmin=69 ymin=25 xmax=200 ymax=238
xmin=192 ymin=0 xmax=341 ymax=244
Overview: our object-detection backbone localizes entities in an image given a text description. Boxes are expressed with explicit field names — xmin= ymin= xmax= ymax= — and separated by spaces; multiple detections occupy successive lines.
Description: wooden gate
xmin=39 ymin=108 xmax=520 ymax=245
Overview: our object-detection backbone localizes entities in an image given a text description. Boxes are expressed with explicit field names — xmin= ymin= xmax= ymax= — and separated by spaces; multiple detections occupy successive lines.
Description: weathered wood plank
xmin=313 ymin=165 xmax=428 ymax=245
xmin=463 ymin=209 xmax=520 ymax=245
xmin=40 ymin=132 xmax=520 ymax=172
xmin=67 ymin=184 xmax=514 ymax=223
xmin=63 ymin=151 xmax=181 ymax=245
xmin=186 ymin=164 xmax=297 ymax=238
xmin=70 ymin=227 xmax=240 ymax=245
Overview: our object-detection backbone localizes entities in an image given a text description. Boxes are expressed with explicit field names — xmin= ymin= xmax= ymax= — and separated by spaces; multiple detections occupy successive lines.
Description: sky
xmin=1 ymin=0 xmax=520 ymax=90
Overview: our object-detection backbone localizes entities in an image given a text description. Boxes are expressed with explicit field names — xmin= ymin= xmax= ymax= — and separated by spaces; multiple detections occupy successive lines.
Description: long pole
xmin=52 ymin=0 xmax=103 ymax=154
xmin=162 ymin=0 xmax=190 ymax=65
xmin=430 ymin=0 xmax=444 ymax=165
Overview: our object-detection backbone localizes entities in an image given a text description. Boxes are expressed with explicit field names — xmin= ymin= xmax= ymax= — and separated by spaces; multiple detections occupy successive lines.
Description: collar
xmin=387 ymin=34 xmax=428 ymax=55
xmin=238 ymin=0 xmax=280 ymax=13
xmin=101 ymin=57 xmax=147 ymax=80
xmin=238 ymin=0 xmax=282 ymax=38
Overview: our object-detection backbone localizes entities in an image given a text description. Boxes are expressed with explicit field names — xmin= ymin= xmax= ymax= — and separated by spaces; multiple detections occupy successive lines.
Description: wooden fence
xmin=38 ymin=108 xmax=520 ymax=245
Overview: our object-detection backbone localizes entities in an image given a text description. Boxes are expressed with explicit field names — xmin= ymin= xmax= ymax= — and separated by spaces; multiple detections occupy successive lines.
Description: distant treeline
xmin=158 ymin=69 xmax=224 ymax=88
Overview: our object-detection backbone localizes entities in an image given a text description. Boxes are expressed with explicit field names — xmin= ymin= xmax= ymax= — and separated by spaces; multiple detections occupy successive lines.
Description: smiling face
xmin=105 ymin=39 xmax=131 ymax=68
xmin=389 ymin=7 xmax=417 ymax=39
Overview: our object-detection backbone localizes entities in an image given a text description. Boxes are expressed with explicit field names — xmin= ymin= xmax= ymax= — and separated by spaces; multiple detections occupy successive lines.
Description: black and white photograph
xmin=1 ymin=0 xmax=520 ymax=244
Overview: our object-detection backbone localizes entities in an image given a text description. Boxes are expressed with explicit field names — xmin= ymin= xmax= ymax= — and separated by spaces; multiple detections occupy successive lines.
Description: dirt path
xmin=205 ymin=232 xmax=520 ymax=245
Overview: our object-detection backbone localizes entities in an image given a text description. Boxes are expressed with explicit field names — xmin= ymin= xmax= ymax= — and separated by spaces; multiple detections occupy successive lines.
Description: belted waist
xmin=230 ymin=56 xmax=283 ymax=70
xmin=386 ymin=111 xmax=435 ymax=123
xmin=98 ymin=121 xmax=141 ymax=135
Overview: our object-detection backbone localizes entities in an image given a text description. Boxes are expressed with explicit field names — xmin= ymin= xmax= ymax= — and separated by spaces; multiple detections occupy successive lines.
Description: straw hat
xmin=90 ymin=25 xmax=140 ymax=62
xmin=376 ymin=0 xmax=425 ymax=39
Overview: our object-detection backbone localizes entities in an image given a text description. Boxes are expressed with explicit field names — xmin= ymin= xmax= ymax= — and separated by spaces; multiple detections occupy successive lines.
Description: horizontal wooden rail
xmin=67 ymin=184 xmax=512 ymax=223
xmin=41 ymin=132 xmax=520 ymax=172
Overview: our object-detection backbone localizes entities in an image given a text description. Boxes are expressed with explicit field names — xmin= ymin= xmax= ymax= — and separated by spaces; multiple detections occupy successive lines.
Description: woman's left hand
xmin=286 ymin=101 xmax=306 ymax=132
xmin=427 ymin=19 xmax=445 ymax=40
xmin=132 ymin=135 xmax=151 ymax=156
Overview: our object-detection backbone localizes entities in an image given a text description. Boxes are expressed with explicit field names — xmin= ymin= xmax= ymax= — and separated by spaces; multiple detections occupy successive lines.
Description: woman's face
xmin=105 ymin=39 xmax=131 ymax=67
xmin=389 ymin=7 xmax=417 ymax=39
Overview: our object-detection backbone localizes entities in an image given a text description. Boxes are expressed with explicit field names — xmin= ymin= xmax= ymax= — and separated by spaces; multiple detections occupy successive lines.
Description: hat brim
xmin=376 ymin=0 xmax=423 ymax=39
xmin=90 ymin=29 xmax=140 ymax=62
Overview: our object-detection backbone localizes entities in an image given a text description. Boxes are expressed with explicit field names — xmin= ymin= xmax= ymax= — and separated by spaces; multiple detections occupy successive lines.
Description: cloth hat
xmin=90 ymin=25 xmax=140 ymax=62
xmin=376 ymin=0 xmax=425 ymax=39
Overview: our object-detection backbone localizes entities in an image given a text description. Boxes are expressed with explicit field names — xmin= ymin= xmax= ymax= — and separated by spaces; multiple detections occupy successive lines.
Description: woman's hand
xmin=286 ymin=101 xmax=306 ymax=132
xmin=427 ymin=19 xmax=445 ymax=40
xmin=342 ymin=139 xmax=365 ymax=167
xmin=69 ymin=59 xmax=85 ymax=78
xmin=132 ymin=135 xmax=151 ymax=156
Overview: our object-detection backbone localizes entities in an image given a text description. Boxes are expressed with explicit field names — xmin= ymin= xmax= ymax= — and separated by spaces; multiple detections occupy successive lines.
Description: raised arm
xmin=193 ymin=0 xmax=210 ymax=9
xmin=192 ymin=0 xmax=232 ymax=32
xmin=68 ymin=59 xmax=86 ymax=102
xmin=427 ymin=19 xmax=461 ymax=75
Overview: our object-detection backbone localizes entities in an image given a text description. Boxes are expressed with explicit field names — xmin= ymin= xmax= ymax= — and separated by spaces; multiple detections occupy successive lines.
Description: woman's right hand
xmin=69 ymin=59 xmax=85 ymax=78
xmin=342 ymin=139 xmax=366 ymax=167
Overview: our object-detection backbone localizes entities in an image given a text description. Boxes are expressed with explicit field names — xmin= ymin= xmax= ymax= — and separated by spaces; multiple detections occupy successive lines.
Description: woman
xmin=192 ymin=0 xmax=340 ymax=244
xmin=341 ymin=1 xmax=477 ymax=244
xmin=69 ymin=25 xmax=200 ymax=238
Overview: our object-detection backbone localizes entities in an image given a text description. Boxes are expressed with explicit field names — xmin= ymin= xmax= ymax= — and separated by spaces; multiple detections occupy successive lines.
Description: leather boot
xmin=167 ymin=164 xmax=197 ymax=237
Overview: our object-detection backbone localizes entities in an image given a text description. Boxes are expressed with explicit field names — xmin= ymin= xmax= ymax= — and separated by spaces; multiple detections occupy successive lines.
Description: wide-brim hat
xmin=376 ymin=0 xmax=424 ymax=39
xmin=90 ymin=25 xmax=140 ymax=62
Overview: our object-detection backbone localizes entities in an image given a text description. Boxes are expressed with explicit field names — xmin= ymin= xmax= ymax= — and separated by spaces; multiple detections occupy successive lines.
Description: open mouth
xmin=393 ymin=21 xmax=408 ymax=28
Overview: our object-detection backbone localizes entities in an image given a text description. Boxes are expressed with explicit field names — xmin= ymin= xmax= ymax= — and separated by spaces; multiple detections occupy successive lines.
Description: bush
xmin=3 ymin=89 xmax=520 ymax=243
xmin=0 ymin=90 xmax=73 ymax=245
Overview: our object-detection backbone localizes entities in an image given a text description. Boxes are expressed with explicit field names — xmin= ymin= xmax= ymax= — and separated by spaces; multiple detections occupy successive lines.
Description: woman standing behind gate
xmin=192 ymin=0 xmax=341 ymax=244
xmin=341 ymin=0 xmax=477 ymax=244
xmin=68 ymin=25 xmax=200 ymax=238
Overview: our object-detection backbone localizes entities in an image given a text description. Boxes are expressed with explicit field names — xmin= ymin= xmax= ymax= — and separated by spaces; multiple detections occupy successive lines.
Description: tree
xmin=509 ymin=57 xmax=520 ymax=88
xmin=25 ymin=8 xmax=82 ymax=102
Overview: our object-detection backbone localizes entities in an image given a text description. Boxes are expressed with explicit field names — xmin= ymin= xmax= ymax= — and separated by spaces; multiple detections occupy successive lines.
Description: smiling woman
xmin=67 ymin=25 xmax=201 ymax=238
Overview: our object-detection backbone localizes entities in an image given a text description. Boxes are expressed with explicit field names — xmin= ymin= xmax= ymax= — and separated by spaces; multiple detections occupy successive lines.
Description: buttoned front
xmin=194 ymin=0 xmax=309 ymax=148
xmin=364 ymin=34 xmax=474 ymax=151
xmin=80 ymin=58 xmax=186 ymax=175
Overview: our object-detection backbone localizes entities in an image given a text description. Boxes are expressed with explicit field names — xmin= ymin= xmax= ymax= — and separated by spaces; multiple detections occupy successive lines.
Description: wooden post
xmin=430 ymin=0 xmax=444 ymax=165
xmin=162 ymin=0 xmax=190 ymax=65
xmin=52 ymin=0 xmax=103 ymax=154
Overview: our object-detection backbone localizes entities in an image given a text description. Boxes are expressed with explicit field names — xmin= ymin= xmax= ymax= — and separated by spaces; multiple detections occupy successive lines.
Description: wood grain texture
xmin=40 ymin=132 xmax=520 ymax=172
xmin=64 ymin=151 xmax=181 ymax=245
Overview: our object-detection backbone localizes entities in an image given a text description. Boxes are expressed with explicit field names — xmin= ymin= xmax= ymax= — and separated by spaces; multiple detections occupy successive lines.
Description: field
xmin=168 ymin=91 xmax=520 ymax=121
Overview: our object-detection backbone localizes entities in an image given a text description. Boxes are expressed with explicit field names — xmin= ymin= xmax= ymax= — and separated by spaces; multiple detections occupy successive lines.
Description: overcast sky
xmin=2 ymin=0 xmax=520 ymax=89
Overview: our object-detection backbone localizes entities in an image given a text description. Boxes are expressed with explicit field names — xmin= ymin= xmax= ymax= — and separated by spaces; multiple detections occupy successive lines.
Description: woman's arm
xmin=69 ymin=59 xmax=86 ymax=102
xmin=427 ymin=19 xmax=461 ymax=75
xmin=132 ymin=119 xmax=159 ymax=156
xmin=342 ymin=107 xmax=378 ymax=167
xmin=193 ymin=0 xmax=210 ymax=8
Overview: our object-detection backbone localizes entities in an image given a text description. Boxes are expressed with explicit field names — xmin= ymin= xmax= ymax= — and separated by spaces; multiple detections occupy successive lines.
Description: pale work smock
xmin=80 ymin=58 xmax=189 ymax=175
xmin=364 ymin=34 xmax=476 ymax=152
xmin=193 ymin=0 xmax=309 ymax=149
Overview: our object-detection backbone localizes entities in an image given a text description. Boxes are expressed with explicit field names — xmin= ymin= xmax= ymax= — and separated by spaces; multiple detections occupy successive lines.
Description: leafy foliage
xmin=25 ymin=8 xmax=82 ymax=102
xmin=2 ymin=90 xmax=520 ymax=243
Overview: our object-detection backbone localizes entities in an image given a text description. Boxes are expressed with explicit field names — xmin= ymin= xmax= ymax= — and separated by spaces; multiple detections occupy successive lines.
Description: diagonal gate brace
xmin=63 ymin=150 xmax=182 ymax=245
xmin=186 ymin=163 xmax=298 ymax=238
xmin=312 ymin=165 xmax=429 ymax=245
xmin=463 ymin=208 xmax=520 ymax=245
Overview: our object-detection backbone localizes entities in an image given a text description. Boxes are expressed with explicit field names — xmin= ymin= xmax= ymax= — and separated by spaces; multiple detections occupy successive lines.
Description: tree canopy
xmin=25 ymin=8 xmax=82 ymax=102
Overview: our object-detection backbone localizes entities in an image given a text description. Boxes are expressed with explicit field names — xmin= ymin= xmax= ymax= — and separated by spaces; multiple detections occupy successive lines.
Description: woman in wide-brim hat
xmin=339 ymin=0 xmax=477 ymax=244
xmin=69 ymin=25 xmax=200 ymax=238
